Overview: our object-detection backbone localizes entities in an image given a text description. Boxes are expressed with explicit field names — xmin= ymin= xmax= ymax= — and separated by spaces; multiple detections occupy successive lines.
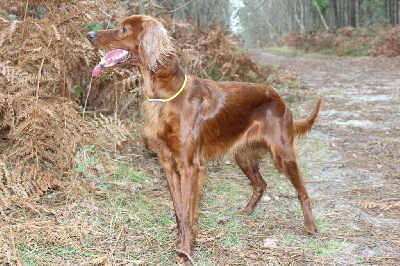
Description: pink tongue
xmin=92 ymin=64 xmax=104 ymax=77
xmin=103 ymin=49 xmax=127 ymax=61
xmin=92 ymin=49 xmax=128 ymax=77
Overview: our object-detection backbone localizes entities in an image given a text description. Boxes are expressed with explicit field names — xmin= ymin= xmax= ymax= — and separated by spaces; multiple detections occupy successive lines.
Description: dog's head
xmin=87 ymin=15 xmax=173 ymax=76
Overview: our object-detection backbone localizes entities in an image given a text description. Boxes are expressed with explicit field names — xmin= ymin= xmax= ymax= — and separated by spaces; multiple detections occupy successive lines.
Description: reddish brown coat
xmin=88 ymin=15 xmax=322 ymax=261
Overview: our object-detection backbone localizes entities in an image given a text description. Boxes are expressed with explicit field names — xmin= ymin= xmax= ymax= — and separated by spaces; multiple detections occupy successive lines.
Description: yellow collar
xmin=146 ymin=74 xmax=187 ymax=103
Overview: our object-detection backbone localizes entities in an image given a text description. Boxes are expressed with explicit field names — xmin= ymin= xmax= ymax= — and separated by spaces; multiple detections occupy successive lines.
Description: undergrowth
xmin=271 ymin=25 xmax=400 ymax=57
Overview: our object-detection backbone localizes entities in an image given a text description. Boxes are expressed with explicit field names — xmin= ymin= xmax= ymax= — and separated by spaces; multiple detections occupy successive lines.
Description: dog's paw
xmin=239 ymin=207 xmax=253 ymax=216
xmin=304 ymin=221 xmax=319 ymax=234
xmin=176 ymin=249 xmax=193 ymax=264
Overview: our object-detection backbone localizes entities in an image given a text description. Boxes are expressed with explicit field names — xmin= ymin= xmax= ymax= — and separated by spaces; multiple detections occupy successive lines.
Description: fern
xmin=0 ymin=20 xmax=17 ymax=47
xmin=92 ymin=113 xmax=133 ymax=148
xmin=0 ymin=159 xmax=61 ymax=217
xmin=0 ymin=61 xmax=34 ymax=88
xmin=0 ymin=226 xmax=12 ymax=264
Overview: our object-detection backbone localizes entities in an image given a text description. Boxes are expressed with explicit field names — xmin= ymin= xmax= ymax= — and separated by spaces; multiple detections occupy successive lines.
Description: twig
xmin=23 ymin=0 xmax=29 ymax=21
xmin=60 ymin=39 xmax=67 ymax=103
xmin=9 ymin=226 xmax=22 ymax=266
xmin=82 ymin=76 xmax=94 ymax=119
xmin=114 ymin=78 xmax=118 ymax=116
xmin=110 ymin=226 xmax=125 ymax=255
xmin=34 ymin=57 xmax=45 ymax=166
xmin=35 ymin=58 xmax=45 ymax=106
xmin=35 ymin=39 xmax=52 ymax=105
xmin=41 ymin=0 xmax=66 ymax=103
xmin=167 ymin=0 xmax=195 ymax=13
xmin=33 ymin=40 xmax=52 ymax=168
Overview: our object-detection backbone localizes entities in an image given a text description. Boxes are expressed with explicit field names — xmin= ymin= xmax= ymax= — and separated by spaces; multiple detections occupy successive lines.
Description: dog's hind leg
xmin=268 ymin=119 xmax=319 ymax=233
xmin=234 ymin=147 xmax=267 ymax=216
xmin=257 ymin=107 xmax=319 ymax=234
xmin=271 ymin=146 xmax=319 ymax=233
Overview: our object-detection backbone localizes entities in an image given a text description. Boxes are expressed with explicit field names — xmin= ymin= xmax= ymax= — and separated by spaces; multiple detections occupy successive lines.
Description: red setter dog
xmin=88 ymin=15 xmax=322 ymax=260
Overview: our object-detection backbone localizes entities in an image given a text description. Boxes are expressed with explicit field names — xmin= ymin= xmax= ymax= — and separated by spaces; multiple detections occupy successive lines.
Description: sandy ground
xmin=250 ymin=51 xmax=400 ymax=264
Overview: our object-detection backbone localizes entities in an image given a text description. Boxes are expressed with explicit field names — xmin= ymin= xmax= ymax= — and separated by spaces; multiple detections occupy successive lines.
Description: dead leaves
xmin=357 ymin=200 xmax=400 ymax=212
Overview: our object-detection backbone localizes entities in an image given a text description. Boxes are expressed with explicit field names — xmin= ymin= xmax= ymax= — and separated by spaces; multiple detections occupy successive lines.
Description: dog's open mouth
xmin=92 ymin=49 xmax=130 ymax=76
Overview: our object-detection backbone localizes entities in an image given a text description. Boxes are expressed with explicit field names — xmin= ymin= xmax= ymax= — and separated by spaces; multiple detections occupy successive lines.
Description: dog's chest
xmin=143 ymin=103 xmax=163 ymax=137
xmin=142 ymin=102 xmax=180 ymax=141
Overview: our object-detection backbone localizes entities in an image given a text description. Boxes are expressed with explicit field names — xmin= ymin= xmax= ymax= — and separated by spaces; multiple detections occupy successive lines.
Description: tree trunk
xmin=366 ymin=0 xmax=371 ymax=26
xmin=385 ymin=0 xmax=388 ymax=23
xmin=389 ymin=0 xmax=393 ymax=24
xmin=350 ymin=0 xmax=356 ymax=26
xmin=359 ymin=0 xmax=364 ymax=26
xmin=312 ymin=0 xmax=330 ymax=30
xmin=294 ymin=0 xmax=306 ymax=33
xmin=371 ymin=0 xmax=374 ymax=24
xmin=332 ymin=0 xmax=340 ymax=28
xmin=346 ymin=0 xmax=349 ymax=26
xmin=338 ymin=0 xmax=342 ymax=27
xmin=341 ymin=0 xmax=346 ymax=26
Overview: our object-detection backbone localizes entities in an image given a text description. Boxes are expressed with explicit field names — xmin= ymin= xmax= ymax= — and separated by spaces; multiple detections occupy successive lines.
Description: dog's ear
xmin=139 ymin=18 xmax=174 ymax=71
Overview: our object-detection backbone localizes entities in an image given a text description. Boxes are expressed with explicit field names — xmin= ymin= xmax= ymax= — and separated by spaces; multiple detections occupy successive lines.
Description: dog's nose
xmin=87 ymin=31 xmax=96 ymax=41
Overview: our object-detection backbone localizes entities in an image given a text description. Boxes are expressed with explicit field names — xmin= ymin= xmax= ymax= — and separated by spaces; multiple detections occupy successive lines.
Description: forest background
xmin=0 ymin=0 xmax=399 ymax=265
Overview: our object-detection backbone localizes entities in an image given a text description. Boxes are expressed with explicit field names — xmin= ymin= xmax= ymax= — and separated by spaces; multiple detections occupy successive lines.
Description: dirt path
xmin=250 ymin=52 xmax=400 ymax=264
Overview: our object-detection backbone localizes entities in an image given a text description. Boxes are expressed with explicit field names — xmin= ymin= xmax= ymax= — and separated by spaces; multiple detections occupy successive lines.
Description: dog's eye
xmin=121 ymin=26 xmax=128 ymax=33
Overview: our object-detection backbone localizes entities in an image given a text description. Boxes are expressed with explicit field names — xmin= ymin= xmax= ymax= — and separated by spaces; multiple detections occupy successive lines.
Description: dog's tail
xmin=294 ymin=97 xmax=323 ymax=139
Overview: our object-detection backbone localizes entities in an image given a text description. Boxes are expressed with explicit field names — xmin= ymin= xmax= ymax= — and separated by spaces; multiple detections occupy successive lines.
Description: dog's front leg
xmin=160 ymin=156 xmax=184 ymax=246
xmin=148 ymin=139 xmax=184 ymax=247
xmin=177 ymin=156 xmax=201 ymax=260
